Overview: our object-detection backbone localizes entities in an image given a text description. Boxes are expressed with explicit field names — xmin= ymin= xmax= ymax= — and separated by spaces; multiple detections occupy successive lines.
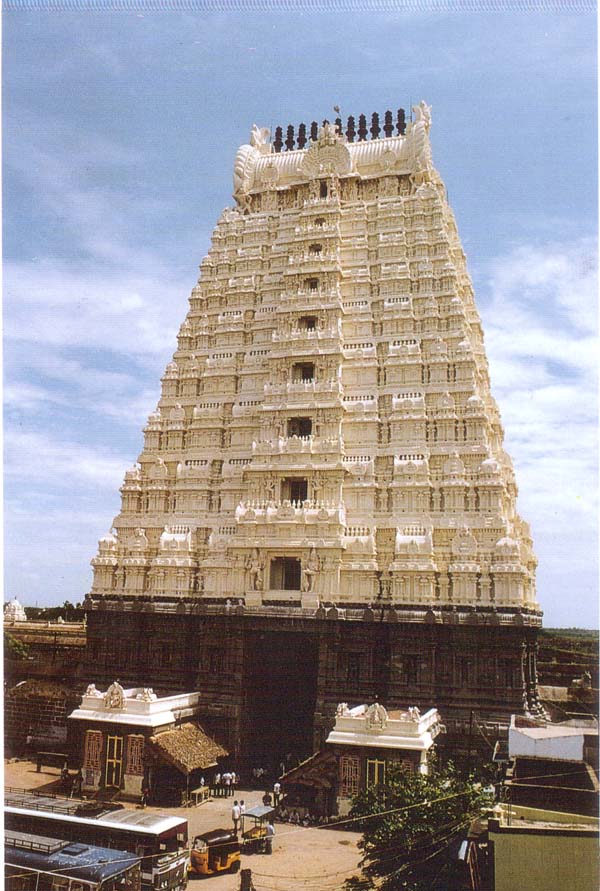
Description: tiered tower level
xmin=87 ymin=105 xmax=543 ymax=757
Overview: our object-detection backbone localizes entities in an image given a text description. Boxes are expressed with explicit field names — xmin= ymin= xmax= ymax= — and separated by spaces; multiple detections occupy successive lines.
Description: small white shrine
xmin=327 ymin=701 xmax=444 ymax=772
xmin=4 ymin=597 xmax=27 ymax=623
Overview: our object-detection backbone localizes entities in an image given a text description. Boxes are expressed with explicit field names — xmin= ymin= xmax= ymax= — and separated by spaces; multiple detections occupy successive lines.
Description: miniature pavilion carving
xmin=86 ymin=105 xmax=543 ymax=760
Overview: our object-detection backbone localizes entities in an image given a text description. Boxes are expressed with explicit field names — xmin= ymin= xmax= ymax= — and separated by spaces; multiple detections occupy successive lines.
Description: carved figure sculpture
xmin=104 ymin=680 xmax=125 ymax=709
xmin=246 ymin=548 xmax=264 ymax=591
xmin=85 ymin=683 xmax=102 ymax=698
xmin=250 ymin=124 xmax=271 ymax=148
xmin=365 ymin=701 xmax=388 ymax=731
xmin=301 ymin=547 xmax=319 ymax=592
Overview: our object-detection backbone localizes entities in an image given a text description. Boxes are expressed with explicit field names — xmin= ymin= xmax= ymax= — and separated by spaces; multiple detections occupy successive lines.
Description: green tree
xmin=4 ymin=630 xmax=30 ymax=660
xmin=346 ymin=760 xmax=488 ymax=891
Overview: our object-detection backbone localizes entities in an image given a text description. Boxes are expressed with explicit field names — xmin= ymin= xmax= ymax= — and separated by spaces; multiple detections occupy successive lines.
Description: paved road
xmin=4 ymin=759 xmax=363 ymax=891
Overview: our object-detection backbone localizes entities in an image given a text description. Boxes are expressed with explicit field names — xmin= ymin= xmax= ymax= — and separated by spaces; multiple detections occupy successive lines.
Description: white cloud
xmin=4 ymin=430 xmax=128 ymax=489
xmin=4 ymin=257 xmax=190 ymax=361
xmin=480 ymin=237 xmax=598 ymax=602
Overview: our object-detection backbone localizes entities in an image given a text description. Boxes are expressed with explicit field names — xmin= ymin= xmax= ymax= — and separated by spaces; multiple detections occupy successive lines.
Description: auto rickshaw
xmin=189 ymin=828 xmax=241 ymax=876
xmin=241 ymin=805 xmax=275 ymax=854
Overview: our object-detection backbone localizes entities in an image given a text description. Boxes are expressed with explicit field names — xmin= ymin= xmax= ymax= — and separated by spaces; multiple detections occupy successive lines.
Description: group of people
xmin=251 ymin=766 xmax=268 ymax=784
xmin=231 ymin=799 xmax=246 ymax=832
xmin=276 ymin=806 xmax=331 ymax=827
xmin=211 ymin=770 xmax=238 ymax=796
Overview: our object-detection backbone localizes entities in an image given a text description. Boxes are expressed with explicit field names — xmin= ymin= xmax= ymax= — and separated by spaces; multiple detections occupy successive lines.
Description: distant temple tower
xmin=86 ymin=105 xmax=543 ymax=761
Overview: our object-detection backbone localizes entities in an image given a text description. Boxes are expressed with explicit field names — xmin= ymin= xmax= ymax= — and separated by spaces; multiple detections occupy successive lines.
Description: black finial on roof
xmin=285 ymin=124 xmax=295 ymax=151
xmin=335 ymin=117 xmax=343 ymax=135
xmin=346 ymin=115 xmax=356 ymax=142
xmin=396 ymin=108 xmax=406 ymax=136
xmin=383 ymin=110 xmax=393 ymax=138
xmin=357 ymin=114 xmax=368 ymax=141
xmin=310 ymin=121 xmax=318 ymax=142
xmin=297 ymin=123 xmax=307 ymax=149
xmin=273 ymin=126 xmax=283 ymax=153
xmin=370 ymin=112 xmax=381 ymax=139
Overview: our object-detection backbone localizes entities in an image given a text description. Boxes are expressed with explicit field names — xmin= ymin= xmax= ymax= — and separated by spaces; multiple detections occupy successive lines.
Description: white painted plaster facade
xmin=327 ymin=701 xmax=443 ymax=771
xmin=89 ymin=106 xmax=538 ymax=617
xmin=508 ymin=715 xmax=589 ymax=762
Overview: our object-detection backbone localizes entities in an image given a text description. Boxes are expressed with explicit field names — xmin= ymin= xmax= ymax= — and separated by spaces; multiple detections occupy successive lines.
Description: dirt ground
xmin=5 ymin=759 xmax=364 ymax=891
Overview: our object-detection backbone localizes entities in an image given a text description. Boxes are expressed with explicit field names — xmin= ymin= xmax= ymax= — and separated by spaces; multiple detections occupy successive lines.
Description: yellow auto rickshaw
xmin=189 ymin=828 xmax=241 ymax=876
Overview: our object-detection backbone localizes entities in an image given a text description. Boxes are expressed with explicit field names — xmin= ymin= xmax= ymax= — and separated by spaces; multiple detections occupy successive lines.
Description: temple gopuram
xmin=85 ymin=104 xmax=543 ymax=763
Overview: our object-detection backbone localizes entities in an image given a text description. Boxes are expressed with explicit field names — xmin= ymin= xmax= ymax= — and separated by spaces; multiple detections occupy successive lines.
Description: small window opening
xmin=320 ymin=181 xmax=328 ymax=198
xmin=305 ymin=278 xmax=319 ymax=292
xmin=298 ymin=315 xmax=317 ymax=331
xmin=270 ymin=557 xmax=302 ymax=591
xmin=314 ymin=217 xmax=325 ymax=227
xmin=287 ymin=417 xmax=313 ymax=437
xmin=309 ymin=243 xmax=323 ymax=255
xmin=281 ymin=477 xmax=308 ymax=503
xmin=292 ymin=362 xmax=315 ymax=383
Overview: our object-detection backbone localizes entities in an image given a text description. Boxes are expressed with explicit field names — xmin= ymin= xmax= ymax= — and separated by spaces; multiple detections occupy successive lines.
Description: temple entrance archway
xmin=241 ymin=630 xmax=319 ymax=770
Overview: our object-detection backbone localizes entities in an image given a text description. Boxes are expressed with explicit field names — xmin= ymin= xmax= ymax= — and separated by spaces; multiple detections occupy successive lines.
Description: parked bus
xmin=5 ymin=830 xmax=141 ymax=891
xmin=4 ymin=789 xmax=188 ymax=891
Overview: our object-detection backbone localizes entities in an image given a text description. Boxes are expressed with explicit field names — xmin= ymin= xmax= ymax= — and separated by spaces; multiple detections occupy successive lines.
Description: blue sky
xmin=3 ymin=7 xmax=597 ymax=627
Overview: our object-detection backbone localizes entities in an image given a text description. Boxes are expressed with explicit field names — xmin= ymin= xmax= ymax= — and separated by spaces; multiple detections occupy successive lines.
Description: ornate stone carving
xmin=301 ymin=547 xmax=319 ymax=593
xmin=365 ymin=701 xmax=388 ymax=731
xmin=104 ymin=680 xmax=125 ymax=709
xmin=91 ymin=100 xmax=538 ymax=620
xmin=250 ymin=124 xmax=271 ymax=150
xmin=246 ymin=548 xmax=264 ymax=591
xmin=301 ymin=127 xmax=352 ymax=180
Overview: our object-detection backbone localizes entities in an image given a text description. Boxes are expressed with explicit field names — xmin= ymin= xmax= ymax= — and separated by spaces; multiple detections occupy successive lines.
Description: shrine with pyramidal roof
xmin=86 ymin=104 xmax=544 ymax=762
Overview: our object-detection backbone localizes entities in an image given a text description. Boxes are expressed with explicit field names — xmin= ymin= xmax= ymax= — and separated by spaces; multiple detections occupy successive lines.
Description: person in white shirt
xmin=273 ymin=781 xmax=281 ymax=806
xmin=265 ymin=821 xmax=275 ymax=855
xmin=231 ymin=800 xmax=241 ymax=834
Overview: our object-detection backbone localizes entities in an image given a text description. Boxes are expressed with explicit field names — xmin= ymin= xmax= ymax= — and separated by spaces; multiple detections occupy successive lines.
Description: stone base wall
xmin=86 ymin=609 xmax=540 ymax=762
xmin=4 ymin=680 xmax=83 ymax=756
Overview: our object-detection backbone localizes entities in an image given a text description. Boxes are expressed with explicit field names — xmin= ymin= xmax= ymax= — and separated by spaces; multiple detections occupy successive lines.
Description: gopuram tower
xmin=86 ymin=105 xmax=543 ymax=761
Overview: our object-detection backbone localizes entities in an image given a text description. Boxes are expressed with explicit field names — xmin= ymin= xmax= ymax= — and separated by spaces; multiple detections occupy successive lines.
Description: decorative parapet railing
xmin=252 ymin=435 xmax=342 ymax=457
xmin=272 ymin=325 xmax=341 ymax=343
xmin=264 ymin=380 xmax=342 ymax=398
xmin=236 ymin=499 xmax=346 ymax=525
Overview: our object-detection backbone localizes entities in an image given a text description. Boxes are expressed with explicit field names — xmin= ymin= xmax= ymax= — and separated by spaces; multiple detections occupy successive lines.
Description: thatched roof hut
xmin=149 ymin=722 xmax=227 ymax=775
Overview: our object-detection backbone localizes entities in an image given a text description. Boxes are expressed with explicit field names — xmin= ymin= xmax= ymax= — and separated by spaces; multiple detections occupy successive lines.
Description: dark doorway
xmin=241 ymin=631 xmax=319 ymax=769
xmin=270 ymin=557 xmax=302 ymax=591
xmin=281 ymin=477 xmax=308 ymax=503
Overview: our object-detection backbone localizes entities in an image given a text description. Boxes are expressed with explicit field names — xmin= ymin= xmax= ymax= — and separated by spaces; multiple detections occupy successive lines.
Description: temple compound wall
xmin=85 ymin=104 xmax=543 ymax=763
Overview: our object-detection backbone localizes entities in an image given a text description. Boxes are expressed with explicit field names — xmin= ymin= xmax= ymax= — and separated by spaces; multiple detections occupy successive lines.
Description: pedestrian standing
xmin=239 ymin=799 xmax=246 ymax=831
xmin=224 ymin=771 xmax=232 ymax=797
xmin=265 ymin=821 xmax=275 ymax=855
xmin=214 ymin=772 xmax=221 ymax=797
xmin=273 ymin=781 xmax=281 ymax=807
xmin=232 ymin=800 xmax=241 ymax=834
